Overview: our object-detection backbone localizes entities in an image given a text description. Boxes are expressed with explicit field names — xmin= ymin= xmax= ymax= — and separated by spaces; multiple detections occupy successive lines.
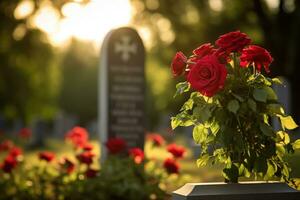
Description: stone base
xmin=172 ymin=181 xmax=300 ymax=200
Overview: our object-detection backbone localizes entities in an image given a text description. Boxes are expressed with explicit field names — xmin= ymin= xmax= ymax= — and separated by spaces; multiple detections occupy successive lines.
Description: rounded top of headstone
xmin=101 ymin=27 xmax=145 ymax=65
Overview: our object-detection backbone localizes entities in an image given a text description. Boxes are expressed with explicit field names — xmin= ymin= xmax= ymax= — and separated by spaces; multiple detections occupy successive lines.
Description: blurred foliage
xmin=58 ymin=40 xmax=98 ymax=125
xmin=0 ymin=0 xmax=60 ymax=124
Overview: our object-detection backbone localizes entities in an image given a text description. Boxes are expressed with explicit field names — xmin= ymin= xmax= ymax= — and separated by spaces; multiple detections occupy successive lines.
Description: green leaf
xmin=232 ymin=93 xmax=244 ymax=102
xmin=197 ymin=154 xmax=210 ymax=167
xmin=265 ymin=161 xmax=276 ymax=179
xmin=227 ymin=99 xmax=240 ymax=114
xmin=276 ymin=143 xmax=286 ymax=155
xmin=247 ymin=99 xmax=257 ymax=112
xmin=210 ymin=121 xmax=220 ymax=135
xmin=180 ymin=98 xmax=194 ymax=111
xmin=293 ymin=139 xmax=300 ymax=150
xmin=272 ymin=77 xmax=283 ymax=85
xmin=253 ymin=88 xmax=268 ymax=102
xmin=259 ymin=123 xmax=275 ymax=137
xmin=171 ymin=114 xmax=193 ymax=129
xmin=276 ymin=131 xmax=290 ymax=144
xmin=267 ymin=104 xmax=285 ymax=116
xmin=280 ymin=116 xmax=298 ymax=130
xmin=174 ymin=81 xmax=190 ymax=97
xmin=264 ymin=87 xmax=278 ymax=100
xmin=193 ymin=106 xmax=212 ymax=122
xmin=193 ymin=125 xmax=208 ymax=144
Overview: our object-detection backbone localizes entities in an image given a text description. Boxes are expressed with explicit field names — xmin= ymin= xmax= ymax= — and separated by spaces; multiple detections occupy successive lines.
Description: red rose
xmin=82 ymin=143 xmax=93 ymax=151
xmin=39 ymin=151 xmax=55 ymax=162
xmin=76 ymin=151 xmax=95 ymax=165
xmin=59 ymin=157 xmax=75 ymax=174
xmin=171 ymin=51 xmax=187 ymax=77
xmin=65 ymin=126 xmax=89 ymax=148
xmin=215 ymin=30 xmax=251 ymax=53
xmin=187 ymin=55 xmax=227 ymax=97
xmin=240 ymin=45 xmax=273 ymax=73
xmin=0 ymin=155 xmax=18 ymax=173
xmin=128 ymin=148 xmax=144 ymax=164
xmin=192 ymin=43 xmax=215 ymax=59
xmin=19 ymin=128 xmax=32 ymax=139
xmin=0 ymin=140 xmax=13 ymax=152
xmin=163 ymin=158 xmax=179 ymax=174
xmin=167 ymin=143 xmax=186 ymax=159
xmin=105 ymin=137 xmax=127 ymax=154
xmin=9 ymin=146 xmax=22 ymax=158
xmin=147 ymin=133 xmax=165 ymax=146
xmin=85 ymin=168 xmax=98 ymax=178
xmin=189 ymin=43 xmax=216 ymax=70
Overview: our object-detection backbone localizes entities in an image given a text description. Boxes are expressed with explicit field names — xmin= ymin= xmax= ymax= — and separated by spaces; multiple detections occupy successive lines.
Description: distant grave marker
xmin=99 ymin=27 xmax=145 ymax=161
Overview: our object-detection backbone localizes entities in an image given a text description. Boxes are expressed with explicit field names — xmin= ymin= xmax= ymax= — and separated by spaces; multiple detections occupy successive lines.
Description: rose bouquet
xmin=170 ymin=30 xmax=300 ymax=186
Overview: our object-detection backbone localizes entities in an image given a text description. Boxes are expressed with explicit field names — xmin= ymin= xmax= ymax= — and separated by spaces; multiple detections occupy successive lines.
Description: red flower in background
xmin=171 ymin=51 xmax=187 ymax=77
xmin=19 ymin=128 xmax=32 ymax=139
xmin=147 ymin=133 xmax=165 ymax=147
xmin=128 ymin=148 xmax=144 ymax=164
xmin=187 ymin=55 xmax=227 ymax=97
xmin=215 ymin=30 xmax=251 ymax=53
xmin=76 ymin=151 xmax=95 ymax=165
xmin=65 ymin=126 xmax=89 ymax=148
xmin=105 ymin=137 xmax=127 ymax=154
xmin=163 ymin=158 xmax=179 ymax=174
xmin=167 ymin=143 xmax=186 ymax=159
xmin=0 ymin=140 xmax=13 ymax=152
xmin=0 ymin=155 xmax=18 ymax=173
xmin=9 ymin=146 xmax=22 ymax=158
xmin=59 ymin=157 xmax=75 ymax=174
xmin=83 ymin=143 xmax=93 ymax=151
xmin=240 ymin=45 xmax=273 ymax=73
xmin=39 ymin=151 xmax=55 ymax=162
xmin=85 ymin=168 xmax=98 ymax=178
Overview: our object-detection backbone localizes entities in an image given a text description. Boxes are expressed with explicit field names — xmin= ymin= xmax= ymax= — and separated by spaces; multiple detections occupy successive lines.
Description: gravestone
xmin=99 ymin=27 xmax=145 ymax=161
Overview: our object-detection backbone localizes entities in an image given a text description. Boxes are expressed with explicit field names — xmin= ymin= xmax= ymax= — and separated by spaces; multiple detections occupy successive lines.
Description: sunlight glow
xmin=14 ymin=0 xmax=34 ymax=19
xmin=32 ymin=0 xmax=132 ymax=47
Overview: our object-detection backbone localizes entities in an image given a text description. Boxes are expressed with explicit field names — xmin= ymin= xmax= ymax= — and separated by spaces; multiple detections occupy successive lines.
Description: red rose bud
xmin=128 ymin=148 xmax=144 ymax=164
xmin=215 ymin=30 xmax=251 ymax=53
xmin=19 ymin=128 xmax=32 ymax=139
xmin=147 ymin=133 xmax=165 ymax=147
xmin=167 ymin=143 xmax=186 ymax=159
xmin=9 ymin=146 xmax=22 ymax=158
xmin=105 ymin=137 xmax=127 ymax=154
xmin=76 ymin=151 xmax=95 ymax=165
xmin=65 ymin=126 xmax=89 ymax=148
xmin=187 ymin=55 xmax=227 ymax=97
xmin=39 ymin=151 xmax=55 ymax=162
xmin=1 ymin=155 xmax=18 ymax=173
xmin=59 ymin=157 xmax=75 ymax=174
xmin=240 ymin=45 xmax=273 ymax=73
xmin=171 ymin=51 xmax=187 ymax=77
xmin=163 ymin=158 xmax=180 ymax=174
xmin=0 ymin=140 xmax=14 ymax=152
xmin=85 ymin=168 xmax=98 ymax=178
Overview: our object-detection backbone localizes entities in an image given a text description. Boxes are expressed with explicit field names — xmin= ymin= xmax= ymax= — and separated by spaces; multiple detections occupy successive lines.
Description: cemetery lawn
xmin=23 ymin=138 xmax=300 ymax=193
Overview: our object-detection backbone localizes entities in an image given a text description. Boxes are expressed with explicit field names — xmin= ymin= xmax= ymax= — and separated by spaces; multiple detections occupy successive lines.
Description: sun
xmin=19 ymin=0 xmax=133 ymax=47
